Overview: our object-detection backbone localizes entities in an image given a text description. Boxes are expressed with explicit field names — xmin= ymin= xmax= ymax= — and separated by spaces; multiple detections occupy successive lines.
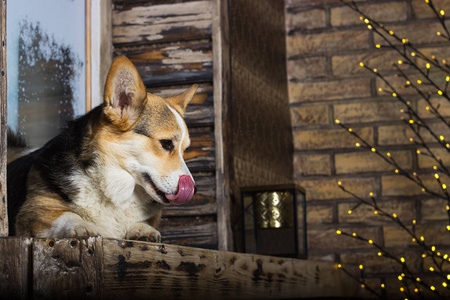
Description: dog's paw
xmin=69 ymin=222 xmax=100 ymax=237
xmin=126 ymin=223 xmax=161 ymax=243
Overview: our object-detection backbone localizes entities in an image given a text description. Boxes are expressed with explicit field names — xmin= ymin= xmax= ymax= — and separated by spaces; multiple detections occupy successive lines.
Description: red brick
xmin=306 ymin=204 xmax=333 ymax=224
xmin=374 ymin=21 xmax=445 ymax=46
xmin=291 ymin=105 xmax=329 ymax=126
xmin=333 ymin=100 xmax=404 ymax=124
xmin=299 ymin=177 xmax=375 ymax=201
xmin=286 ymin=8 xmax=326 ymax=31
xmin=421 ymin=198 xmax=448 ymax=221
xmin=412 ymin=0 xmax=450 ymax=19
xmin=335 ymin=150 xmax=412 ymax=174
xmin=287 ymin=57 xmax=328 ymax=80
xmin=287 ymin=30 xmax=369 ymax=56
xmin=339 ymin=199 xmax=416 ymax=224
xmin=308 ymin=226 xmax=380 ymax=250
xmin=289 ymin=78 xmax=371 ymax=103
xmin=330 ymin=2 xmax=407 ymax=27
xmin=294 ymin=153 xmax=332 ymax=176
xmin=294 ymin=127 xmax=373 ymax=150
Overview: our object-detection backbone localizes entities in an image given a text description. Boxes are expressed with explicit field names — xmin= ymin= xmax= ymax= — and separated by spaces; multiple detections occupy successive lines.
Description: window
xmin=6 ymin=0 xmax=111 ymax=147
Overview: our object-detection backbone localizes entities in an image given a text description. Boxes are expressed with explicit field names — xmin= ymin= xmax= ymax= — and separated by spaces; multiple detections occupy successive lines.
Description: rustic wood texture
xmin=0 ymin=0 xmax=7 ymax=237
xmin=0 ymin=237 xmax=32 ymax=299
xmin=212 ymin=0 xmax=233 ymax=251
xmin=112 ymin=1 xmax=212 ymax=46
xmin=115 ymin=40 xmax=212 ymax=87
xmin=32 ymin=237 xmax=102 ymax=300
xmin=0 ymin=237 xmax=359 ymax=299
xmin=102 ymin=238 xmax=358 ymax=299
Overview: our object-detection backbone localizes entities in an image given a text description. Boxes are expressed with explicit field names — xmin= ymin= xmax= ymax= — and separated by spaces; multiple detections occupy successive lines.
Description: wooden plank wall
xmin=112 ymin=0 xmax=217 ymax=249
xmin=0 ymin=0 xmax=7 ymax=237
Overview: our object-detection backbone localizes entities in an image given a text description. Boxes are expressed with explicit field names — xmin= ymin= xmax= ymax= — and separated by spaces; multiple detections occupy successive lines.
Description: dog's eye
xmin=160 ymin=139 xmax=174 ymax=151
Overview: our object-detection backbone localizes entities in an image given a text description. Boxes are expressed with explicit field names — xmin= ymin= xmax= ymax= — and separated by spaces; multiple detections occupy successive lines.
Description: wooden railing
xmin=0 ymin=237 xmax=358 ymax=299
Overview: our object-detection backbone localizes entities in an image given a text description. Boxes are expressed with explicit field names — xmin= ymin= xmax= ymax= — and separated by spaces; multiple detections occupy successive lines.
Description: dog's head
xmin=99 ymin=56 xmax=196 ymax=206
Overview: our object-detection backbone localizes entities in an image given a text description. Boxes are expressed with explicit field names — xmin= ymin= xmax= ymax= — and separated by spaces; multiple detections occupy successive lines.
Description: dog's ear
xmin=165 ymin=84 xmax=198 ymax=116
xmin=103 ymin=56 xmax=147 ymax=130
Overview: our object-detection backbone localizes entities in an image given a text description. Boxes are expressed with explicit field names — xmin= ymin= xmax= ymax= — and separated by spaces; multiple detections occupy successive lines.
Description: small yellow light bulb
xmin=374 ymin=210 xmax=378 ymax=215
xmin=361 ymin=284 xmax=365 ymax=288
xmin=367 ymin=25 xmax=372 ymax=29
xmin=437 ymin=31 xmax=441 ymax=36
xmin=355 ymin=142 xmax=360 ymax=147
xmin=411 ymin=52 xmax=416 ymax=57
xmin=431 ymin=286 xmax=436 ymax=291
xmin=438 ymin=90 xmax=443 ymax=95
xmin=336 ymin=230 xmax=342 ymax=234
xmin=440 ymin=135 xmax=445 ymax=140
xmin=420 ymin=236 xmax=425 ymax=241
xmin=417 ymin=277 xmax=421 ymax=282
xmin=369 ymin=192 xmax=373 ymax=196
xmin=359 ymin=265 xmax=363 ymax=270
xmin=432 ymin=246 xmax=436 ymax=251
xmin=447 ymin=274 xmax=450 ymax=280
xmin=447 ymin=225 xmax=450 ymax=231
xmin=393 ymin=213 xmax=398 ymax=218
xmin=393 ymin=92 xmax=397 ymax=97
xmin=359 ymin=62 xmax=364 ymax=67
xmin=447 ymin=76 xmax=450 ymax=82
xmin=430 ymin=267 xmax=435 ymax=272
xmin=368 ymin=239 xmax=373 ymax=244
xmin=381 ymin=283 xmax=385 ymax=288
xmin=447 ymin=205 xmax=449 ymax=211
xmin=348 ymin=128 xmax=352 ymax=132
xmin=398 ymin=60 xmax=403 ymax=65
xmin=417 ymin=80 xmax=422 ymax=84
xmin=416 ymin=150 xmax=421 ymax=154
xmin=440 ymin=10 xmax=445 ymax=16
xmin=435 ymin=174 xmax=440 ymax=179
xmin=348 ymin=210 xmax=352 ymax=214
xmin=401 ymin=257 xmax=405 ymax=263
xmin=395 ymin=169 xmax=399 ymax=173
xmin=400 ymin=287 xmax=404 ymax=292
xmin=387 ymin=152 xmax=391 ymax=157
xmin=442 ymin=184 xmax=447 ymax=189
xmin=426 ymin=63 xmax=431 ymax=69
xmin=389 ymin=30 xmax=394 ymax=35
xmin=413 ymin=220 xmax=416 ymax=224
xmin=373 ymin=68 xmax=377 ymax=72
xmin=376 ymin=44 xmax=381 ymax=48
xmin=406 ymin=81 xmax=410 ymax=85
xmin=378 ymin=252 xmax=382 ymax=256
xmin=443 ymin=282 xmax=447 ymax=288
xmin=338 ymin=181 xmax=342 ymax=185
xmin=371 ymin=148 xmax=376 ymax=152
xmin=433 ymin=166 xmax=437 ymax=170
xmin=414 ymin=288 xmax=419 ymax=293
xmin=335 ymin=119 xmax=340 ymax=124
xmin=398 ymin=275 xmax=403 ymax=281
xmin=409 ymin=119 xmax=414 ymax=124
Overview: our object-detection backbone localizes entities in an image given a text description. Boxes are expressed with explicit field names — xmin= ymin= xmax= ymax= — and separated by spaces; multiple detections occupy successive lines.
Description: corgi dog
xmin=7 ymin=56 xmax=197 ymax=242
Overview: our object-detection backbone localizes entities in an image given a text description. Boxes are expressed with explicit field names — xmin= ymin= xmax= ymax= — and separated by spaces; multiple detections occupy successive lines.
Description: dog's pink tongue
xmin=165 ymin=175 xmax=195 ymax=205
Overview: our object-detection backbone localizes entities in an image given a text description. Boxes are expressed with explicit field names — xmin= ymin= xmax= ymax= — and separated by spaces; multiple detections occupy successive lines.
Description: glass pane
xmin=7 ymin=0 xmax=86 ymax=147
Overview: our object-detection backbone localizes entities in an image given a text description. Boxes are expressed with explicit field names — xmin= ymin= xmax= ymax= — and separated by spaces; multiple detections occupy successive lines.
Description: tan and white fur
xmin=7 ymin=56 xmax=197 ymax=242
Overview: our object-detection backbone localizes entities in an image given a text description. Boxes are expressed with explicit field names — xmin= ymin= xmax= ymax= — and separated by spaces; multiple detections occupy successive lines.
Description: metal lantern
xmin=240 ymin=185 xmax=307 ymax=259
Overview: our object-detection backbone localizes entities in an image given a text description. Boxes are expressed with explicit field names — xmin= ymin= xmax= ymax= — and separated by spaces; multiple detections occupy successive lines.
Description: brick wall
xmin=286 ymin=0 xmax=450 ymax=296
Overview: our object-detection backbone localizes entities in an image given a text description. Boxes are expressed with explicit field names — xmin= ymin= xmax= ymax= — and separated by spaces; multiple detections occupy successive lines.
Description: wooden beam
xmin=0 ymin=237 xmax=359 ymax=299
xmin=0 ymin=0 xmax=7 ymax=237
xmin=212 ymin=0 xmax=233 ymax=252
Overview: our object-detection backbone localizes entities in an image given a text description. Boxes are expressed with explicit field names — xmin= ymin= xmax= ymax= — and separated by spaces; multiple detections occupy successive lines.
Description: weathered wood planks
xmin=0 ymin=237 xmax=359 ymax=299
xmin=0 ymin=0 xmax=7 ymax=237
xmin=113 ymin=1 xmax=212 ymax=46
xmin=116 ymin=40 xmax=213 ymax=87
xmin=101 ymin=237 xmax=358 ymax=299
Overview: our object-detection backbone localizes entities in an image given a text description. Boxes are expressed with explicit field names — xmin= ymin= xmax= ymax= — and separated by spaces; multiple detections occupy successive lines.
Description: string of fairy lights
xmin=335 ymin=0 xmax=450 ymax=298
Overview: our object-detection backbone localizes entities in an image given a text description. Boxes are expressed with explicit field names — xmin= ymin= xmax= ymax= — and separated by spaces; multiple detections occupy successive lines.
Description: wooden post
xmin=0 ymin=0 xmax=8 ymax=237
xmin=212 ymin=0 xmax=233 ymax=252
